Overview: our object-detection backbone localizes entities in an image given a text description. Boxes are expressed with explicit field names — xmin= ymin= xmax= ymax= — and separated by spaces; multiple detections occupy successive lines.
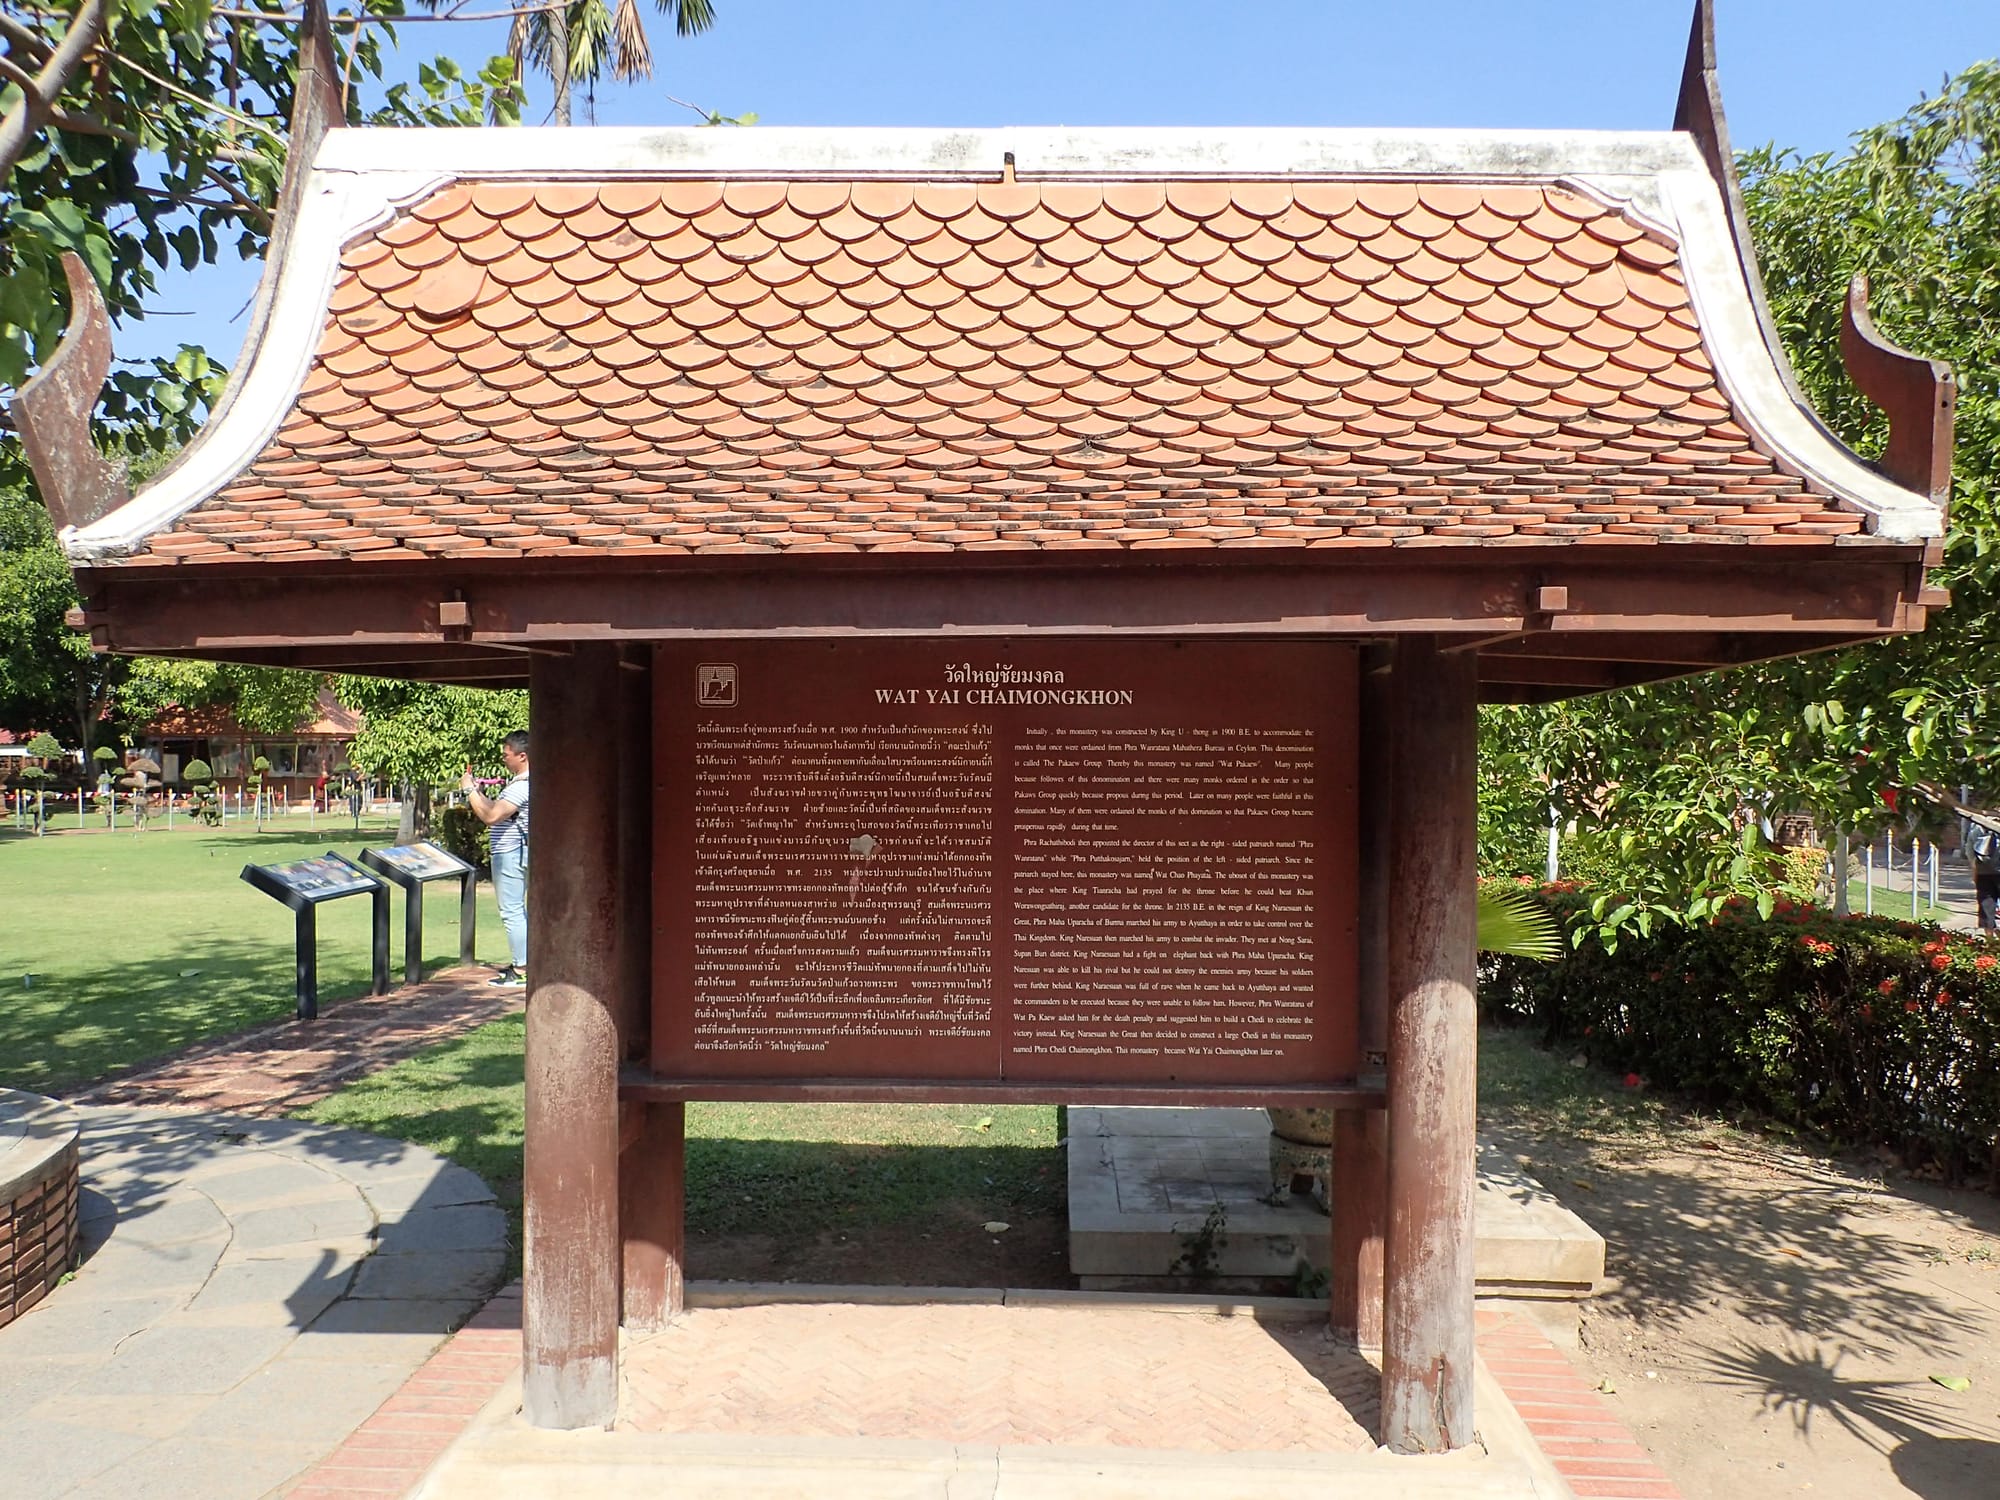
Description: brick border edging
xmin=282 ymin=1284 xmax=522 ymax=1499
xmin=1476 ymin=1310 xmax=1685 ymax=1499
xmin=0 ymin=1098 xmax=81 ymax=1332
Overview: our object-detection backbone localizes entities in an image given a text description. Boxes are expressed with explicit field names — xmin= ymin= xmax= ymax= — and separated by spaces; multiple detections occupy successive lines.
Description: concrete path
xmin=0 ymin=1105 xmax=508 ymax=1500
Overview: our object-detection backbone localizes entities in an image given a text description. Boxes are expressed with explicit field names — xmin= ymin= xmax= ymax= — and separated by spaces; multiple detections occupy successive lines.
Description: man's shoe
xmin=489 ymin=966 xmax=527 ymax=988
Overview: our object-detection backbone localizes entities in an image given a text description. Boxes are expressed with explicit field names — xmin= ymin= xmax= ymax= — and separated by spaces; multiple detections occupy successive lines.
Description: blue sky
xmin=122 ymin=0 xmax=1997 ymax=371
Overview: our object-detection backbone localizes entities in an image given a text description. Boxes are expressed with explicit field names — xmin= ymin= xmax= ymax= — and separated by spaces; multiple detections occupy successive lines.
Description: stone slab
xmin=414 ymin=1414 xmax=1564 ymax=1500
xmin=1067 ymin=1107 xmax=1603 ymax=1304
xmin=0 ymin=1089 xmax=78 ymax=1201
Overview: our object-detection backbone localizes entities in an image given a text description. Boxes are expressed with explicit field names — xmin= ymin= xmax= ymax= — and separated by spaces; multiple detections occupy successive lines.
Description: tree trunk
xmin=551 ymin=11 xmax=572 ymax=126
xmin=398 ymin=785 xmax=417 ymax=843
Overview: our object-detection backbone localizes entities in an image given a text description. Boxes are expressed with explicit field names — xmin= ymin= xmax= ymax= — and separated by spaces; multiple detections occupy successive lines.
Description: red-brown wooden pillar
xmin=1332 ymin=645 xmax=1390 ymax=1348
xmin=618 ymin=648 xmax=684 ymax=1331
xmin=1382 ymin=634 xmax=1479 ymax=1453
xmin=523 ymin=645 xmax=622 ymax=1428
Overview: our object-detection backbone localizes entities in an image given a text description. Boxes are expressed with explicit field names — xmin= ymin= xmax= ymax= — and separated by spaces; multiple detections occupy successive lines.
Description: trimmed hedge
xmin=1482 ymin=885 xmax=2000 ymax=1180
xmin=435 ymin=805 xmax=492 ymax=875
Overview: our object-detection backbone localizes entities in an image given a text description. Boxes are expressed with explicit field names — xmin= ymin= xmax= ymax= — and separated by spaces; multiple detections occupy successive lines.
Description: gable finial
xmin=7 ymin=253 xmax=129 ymax=533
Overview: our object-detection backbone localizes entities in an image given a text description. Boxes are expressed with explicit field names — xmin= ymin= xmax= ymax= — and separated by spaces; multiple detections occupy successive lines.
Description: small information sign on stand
xmin=358 ymin=841 xmax=477 ymax=984
xmin=240 ymin=853 xmax=388 ymax=1019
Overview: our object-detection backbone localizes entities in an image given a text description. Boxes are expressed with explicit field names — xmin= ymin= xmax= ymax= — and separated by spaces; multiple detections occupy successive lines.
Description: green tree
xmin=2 ymin=0 xmax=523 ymax=491
xmin=0 ymin=487 xmax=124 ymax=748
xmin=336 ymin=676 xmax=526 ymax=839
xmin=1480 ymin=62 xmax=2000 ymax=931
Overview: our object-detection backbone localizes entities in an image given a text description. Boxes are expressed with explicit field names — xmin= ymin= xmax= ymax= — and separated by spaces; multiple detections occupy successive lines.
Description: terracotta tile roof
xmin=145 ymin=689 xmax=361 ymax=738
xmin=132 ymin=177 xmax=1874 ymax=563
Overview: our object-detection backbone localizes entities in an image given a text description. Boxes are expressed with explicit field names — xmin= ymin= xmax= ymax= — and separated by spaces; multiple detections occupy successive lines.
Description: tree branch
xmin=111 ymin=55 xmax=287 ymax=142
xmin=46 ymin=105 xmax=138 ymax=145
xmin=0 ymin=52 xmax=40 ymax=92
xmin=0 ymin=14 xmax=55 ymax=63
xmin=213 ymin=2 xmax=569 ymax=24
xmin=0 ymin=0 xmax=112 ymax=187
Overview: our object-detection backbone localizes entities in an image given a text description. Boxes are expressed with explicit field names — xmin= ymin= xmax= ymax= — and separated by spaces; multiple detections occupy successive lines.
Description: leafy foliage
xmin=1481 ymin=63 xmax=2000 ymax=928
xmin=1 ymin=0 xmax=523 ymax=492
xmin=336 ymin=675 xmax=526 ymax=789
xmin=1484 ymin=886 xmax=2000 ymax=1181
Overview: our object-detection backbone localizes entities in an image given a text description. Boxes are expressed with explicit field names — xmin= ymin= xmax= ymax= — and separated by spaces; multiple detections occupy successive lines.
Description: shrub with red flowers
xmin=1482 ymin=887 xmax=2000 ymax=1180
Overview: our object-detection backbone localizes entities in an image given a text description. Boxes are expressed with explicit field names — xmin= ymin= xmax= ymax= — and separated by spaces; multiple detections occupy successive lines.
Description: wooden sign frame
xmin=646 ymin=638 xmax=1361 ymax=1102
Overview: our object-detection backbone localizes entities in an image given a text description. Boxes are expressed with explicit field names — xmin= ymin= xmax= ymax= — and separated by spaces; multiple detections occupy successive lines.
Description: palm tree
xmin=1476 ymin=882 xmax=1564 ymax=962
xmin=510 ymin=0 xmax=715 ymax=126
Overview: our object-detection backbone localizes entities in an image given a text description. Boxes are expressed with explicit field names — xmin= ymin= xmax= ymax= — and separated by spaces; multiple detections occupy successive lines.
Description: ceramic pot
xmin=1265 ymin=1106 xmax=1334 ymax=1146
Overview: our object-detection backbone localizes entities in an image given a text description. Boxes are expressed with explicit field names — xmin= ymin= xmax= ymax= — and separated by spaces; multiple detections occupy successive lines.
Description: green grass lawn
xmin=0 ymin=818 xmax=503 ymax=1093
xmin=297 ymin=1011 xmax=1064 ymax=1279
xmin=1844 ymin=877 xmax=1957 ymax=926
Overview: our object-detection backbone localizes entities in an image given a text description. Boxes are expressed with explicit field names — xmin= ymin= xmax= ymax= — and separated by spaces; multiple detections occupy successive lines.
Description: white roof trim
xmin=64 ymin=125 xmax=1942 ymax=563
xmin=63 ymin=165 xmax=452 ymax=563
xmin=312 ymin=124 xmax=1713 ymax=182
xmin=1654 ymin=166 xmax=1942 ymax=541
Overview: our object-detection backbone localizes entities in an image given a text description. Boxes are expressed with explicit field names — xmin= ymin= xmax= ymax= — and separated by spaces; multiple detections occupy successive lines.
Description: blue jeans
xmin=493 ymin=842 xmax=528 ymax=968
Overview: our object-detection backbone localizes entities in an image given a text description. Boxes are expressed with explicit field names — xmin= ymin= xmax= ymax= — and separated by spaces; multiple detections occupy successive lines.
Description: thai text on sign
xmin=653 ymin=640 xmax=1358 ymax=1085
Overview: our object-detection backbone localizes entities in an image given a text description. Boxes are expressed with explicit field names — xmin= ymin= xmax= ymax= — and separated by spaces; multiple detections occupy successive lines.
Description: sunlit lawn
xmin=0 ymin=816 xmax=501 ymax=1094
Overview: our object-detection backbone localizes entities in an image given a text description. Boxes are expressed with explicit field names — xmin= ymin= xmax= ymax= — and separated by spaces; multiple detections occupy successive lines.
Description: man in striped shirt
xmin=463 ymin=730 xmax=530 ymax=986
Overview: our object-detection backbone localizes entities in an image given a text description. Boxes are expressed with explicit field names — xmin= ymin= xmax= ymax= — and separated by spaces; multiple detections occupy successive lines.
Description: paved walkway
xmin=0 ymin=1106 xmax=508 ymax=1500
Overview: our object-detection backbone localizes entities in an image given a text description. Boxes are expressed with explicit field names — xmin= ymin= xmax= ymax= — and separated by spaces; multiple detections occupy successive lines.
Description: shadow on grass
xmin=688 ymin=1139 xmax=1064 ymax=1237
xmin=2 ymin=932 xmax=464 ymax=1097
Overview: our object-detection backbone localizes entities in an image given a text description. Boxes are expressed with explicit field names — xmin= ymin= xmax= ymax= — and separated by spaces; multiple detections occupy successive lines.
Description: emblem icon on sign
xmin=697 ymin=663 xmax=738 ymax=707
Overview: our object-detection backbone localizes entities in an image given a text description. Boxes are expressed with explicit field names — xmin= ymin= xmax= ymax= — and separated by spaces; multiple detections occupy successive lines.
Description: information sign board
xmin=364 ymin=843 xmax=469 ymax=882
xmin=245 ymin=854 xmax=378 ymax=903
xmin=653 ymin=639 xmax=1358 ymax=1087
xmin=240 ymin=851 xmax=388 ymax=1018
xmin=358 ymin=841 xmax=477 ymax=982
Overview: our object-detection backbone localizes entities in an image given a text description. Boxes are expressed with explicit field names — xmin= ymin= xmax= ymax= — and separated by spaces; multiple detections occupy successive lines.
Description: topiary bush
xmin=1483 ymin=885 xmax=2000 ymax=1181
xmin=182 ymin=759 xmax=222 ymax=826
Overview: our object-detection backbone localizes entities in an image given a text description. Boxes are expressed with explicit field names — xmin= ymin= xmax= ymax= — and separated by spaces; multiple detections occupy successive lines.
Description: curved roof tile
xmin=65 ymin=128 xmax=1944 ymax=565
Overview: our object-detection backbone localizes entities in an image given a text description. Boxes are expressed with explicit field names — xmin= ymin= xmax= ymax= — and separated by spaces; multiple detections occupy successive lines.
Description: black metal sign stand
xmin=358 ymin=842 xmax=477 ymax=984
xmin=240 ymin=852 xmax=389 ymax=1019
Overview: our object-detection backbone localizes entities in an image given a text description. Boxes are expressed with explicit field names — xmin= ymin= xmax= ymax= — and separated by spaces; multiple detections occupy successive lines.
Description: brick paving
xmin=281 ymin=1287 xmax=522 ymax=1500
xmin=620 ymin=1298 xmax=1381 ymax=1453
xmin=62 ymin=968 xmax=522 ymax=1117
xmin=1477 ymin=1310 xmax=1685 ymax=1499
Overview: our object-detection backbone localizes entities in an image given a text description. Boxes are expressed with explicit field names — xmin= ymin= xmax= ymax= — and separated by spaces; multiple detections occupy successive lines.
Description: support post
xmin=523 ymin=645 xmax=623 ymax=1429
xmin=370 ymin=881 xmax=390 ymax=995
xmin=295 ymin=905 xmax=318 ymax=1020
xmin=1383 ymin=635 xmax=1479 ymax=1454
xmin=459 ymin=867 xmax=478 ymax=967
xmin=403 ymin=877 xmax=425 ymax=985
xmin=615 ymin=648 xmax=683 ymax=1329
xmin=621 ymin=1102 xmax=685 ymax=1331
xmin=1333 ymin=644 xmax=1391 ymax=1348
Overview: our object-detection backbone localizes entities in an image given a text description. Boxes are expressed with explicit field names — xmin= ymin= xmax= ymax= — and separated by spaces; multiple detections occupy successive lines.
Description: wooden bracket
xmin=7 ymin=254 xmax=129 ymax=533
xmin=438 ymin=599 xmax=471 ymax=629
xmin=1842 ymin=273 xmax=1956 ymax=505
